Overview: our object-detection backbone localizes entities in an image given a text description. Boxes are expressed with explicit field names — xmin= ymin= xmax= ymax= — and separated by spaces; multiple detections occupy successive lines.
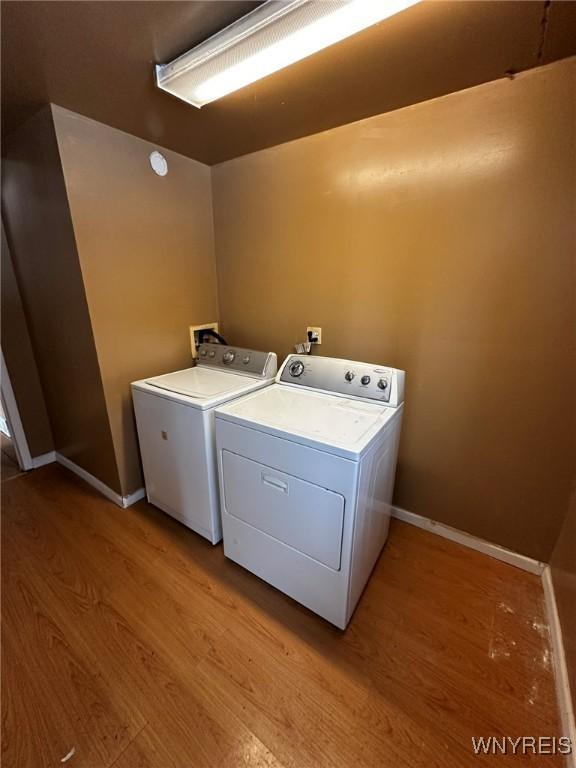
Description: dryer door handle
xmin=261 ymin=473 xmax=288 ymax=494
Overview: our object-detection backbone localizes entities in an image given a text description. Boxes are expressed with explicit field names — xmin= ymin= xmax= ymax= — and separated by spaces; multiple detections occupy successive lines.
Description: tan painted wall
xmin=212 ymin=58 xmax=576 ymax=561
xmin=1 ymin=223 xmax=53 ymax=457
xmin=550 ymin=499 xmax=576 ymax=711
xmin=2 ymin=107 xmax=120 ymax=490
xmin=52 ymin=107 xmax=218 ymax=495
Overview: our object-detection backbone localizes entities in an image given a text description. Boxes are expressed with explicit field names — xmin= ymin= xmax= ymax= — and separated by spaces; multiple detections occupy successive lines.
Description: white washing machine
xmin=214 ymin=353 xmax=405 ymax=628
xmin=132 ymin=344 xmax=277 ymax=544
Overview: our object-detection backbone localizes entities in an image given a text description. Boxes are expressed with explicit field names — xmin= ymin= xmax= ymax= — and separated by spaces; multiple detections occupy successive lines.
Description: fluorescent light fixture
xmin=156 ymin=0 xmax=420 ymax=108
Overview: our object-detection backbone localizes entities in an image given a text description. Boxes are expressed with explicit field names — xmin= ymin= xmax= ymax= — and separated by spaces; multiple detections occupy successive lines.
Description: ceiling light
xmin=155 ymin=0 xmax=420 ymax=108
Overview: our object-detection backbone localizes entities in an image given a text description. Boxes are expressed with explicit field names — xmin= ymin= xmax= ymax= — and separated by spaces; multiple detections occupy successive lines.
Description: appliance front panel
xmin=132 ymin=388 xmax=221 ymax=543
xmin=222 ymin=450 xmax=345 ymax=570
xmin=215 ymin=418 xmax=358 ymax=628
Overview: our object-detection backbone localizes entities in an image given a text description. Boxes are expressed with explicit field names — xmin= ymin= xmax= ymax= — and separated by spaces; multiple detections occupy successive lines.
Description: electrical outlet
xmin=306 ymin=326 xmax=322 ymax=345
xmin=190 ymin=322 xmax=219 ymax=357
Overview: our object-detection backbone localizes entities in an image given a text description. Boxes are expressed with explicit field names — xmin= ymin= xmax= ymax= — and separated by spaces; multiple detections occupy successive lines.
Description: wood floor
xmin=2 ymin=464 xmax=562 ymax=767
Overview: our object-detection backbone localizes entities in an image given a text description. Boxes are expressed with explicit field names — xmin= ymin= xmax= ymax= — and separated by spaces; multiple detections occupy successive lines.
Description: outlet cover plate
xmin=306 ymin=326 xmax=322 ymax=344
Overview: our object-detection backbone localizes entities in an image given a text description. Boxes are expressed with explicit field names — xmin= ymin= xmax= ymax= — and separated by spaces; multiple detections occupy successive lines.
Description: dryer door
xmin=221 ymin=450 xmax=344 ymax=570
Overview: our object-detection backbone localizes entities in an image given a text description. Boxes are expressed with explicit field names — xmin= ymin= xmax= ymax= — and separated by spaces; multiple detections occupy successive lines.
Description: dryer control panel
xmin=197 ymin=344 xmax=277 ymax=378
xmin=278 ymin=354 xmax=405 ymax=406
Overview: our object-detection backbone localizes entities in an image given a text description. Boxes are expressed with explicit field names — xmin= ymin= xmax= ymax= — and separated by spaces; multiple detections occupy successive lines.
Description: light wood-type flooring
xmin=2 ymin=464 xmax=562 ymax=767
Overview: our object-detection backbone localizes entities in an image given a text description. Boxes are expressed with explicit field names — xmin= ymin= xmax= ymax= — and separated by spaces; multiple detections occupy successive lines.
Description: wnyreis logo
xmin=471 ymin=736 xmax=572 ymax=756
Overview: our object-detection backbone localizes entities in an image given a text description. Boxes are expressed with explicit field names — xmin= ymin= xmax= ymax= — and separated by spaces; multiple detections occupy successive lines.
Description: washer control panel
xmin=278 ymin=354 xmax=405 ymax=406
xmin=197 ymin=344 xmax=277 ymax=378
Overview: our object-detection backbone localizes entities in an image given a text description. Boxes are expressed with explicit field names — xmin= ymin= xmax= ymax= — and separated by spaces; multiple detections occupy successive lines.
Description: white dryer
xmin=214 ymin=354 xmax=405 ymax=628
xmin=132 ymin=344 xmax=277 ymax=544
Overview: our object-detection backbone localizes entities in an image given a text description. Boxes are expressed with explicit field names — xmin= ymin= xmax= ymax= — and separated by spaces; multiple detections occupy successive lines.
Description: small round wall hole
xmin=149 ymin=151 xmax=168 ymax=176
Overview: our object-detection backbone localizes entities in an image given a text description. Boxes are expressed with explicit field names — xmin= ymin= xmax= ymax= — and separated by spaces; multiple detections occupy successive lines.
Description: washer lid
xmin=146 ymin=368 xmax=246 ymax=398
xmin=132 ymin=366 xmax=272 ymax=409
xmin=215 ymin=384 xmax=398 ymax=459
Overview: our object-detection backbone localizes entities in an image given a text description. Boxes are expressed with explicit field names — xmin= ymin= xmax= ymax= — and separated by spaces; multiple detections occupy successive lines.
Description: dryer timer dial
xmin=289 ymin=360 xmax=305 ymax=377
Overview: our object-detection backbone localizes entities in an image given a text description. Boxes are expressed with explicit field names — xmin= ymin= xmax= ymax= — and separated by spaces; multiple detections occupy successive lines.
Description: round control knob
xmin=199 ymin=348 xmax=207 ymax=357
xmin=361 ymin=375 xmax=371 ymax=385
xmin=344 ymin=371 xmax=355 ymax=382
xmin=222 ymin=350 xmax=236 ymax=364
xmin=289 ymin=360 xmax=305 ymax=378
xmin=377 ymin=378 xmax=388 ymax=390
xmin=209 ymin=349 xmax=216 ymax=358
xmin=243 ymin=355 xmax=251 ymax=365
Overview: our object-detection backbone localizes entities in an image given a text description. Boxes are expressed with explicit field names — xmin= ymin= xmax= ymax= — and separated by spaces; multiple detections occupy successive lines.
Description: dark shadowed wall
xmin=2 ymin=107 xmax=120 ymax=490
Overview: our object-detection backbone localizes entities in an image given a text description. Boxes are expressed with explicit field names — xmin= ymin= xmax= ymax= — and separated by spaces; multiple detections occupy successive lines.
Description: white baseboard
xmin=391 ymin=506 xmax=545 ymax=575
xmin=56 ymin=452 xmax=122 ymax=505
xmin=123 ymin=487 xmax=146 ymax=507
xmin=542 ymin=567 xmax=576 ymax=767
xmin=55 ymin=453 xmax=145 ymax=509
xmin=31 ymin=451 xmax=56 ymax=469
